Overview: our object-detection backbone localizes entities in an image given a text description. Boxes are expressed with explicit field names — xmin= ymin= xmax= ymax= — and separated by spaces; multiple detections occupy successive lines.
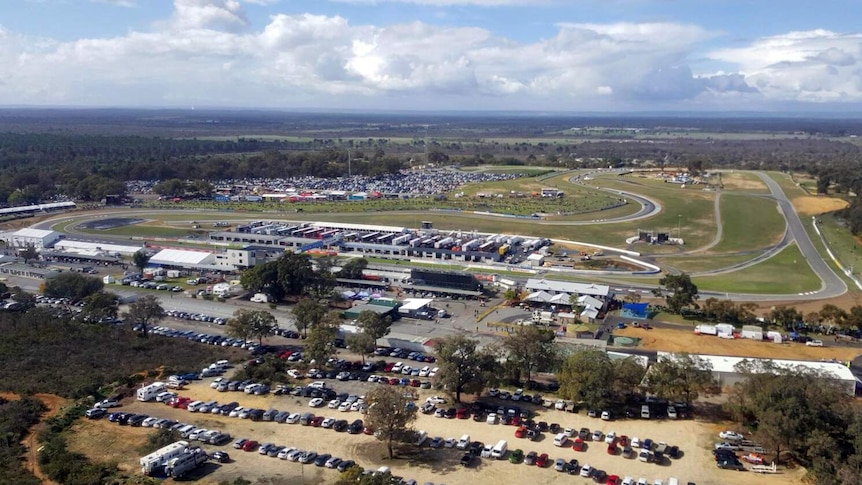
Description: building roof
xmin=526 ymin=253 xmax=545 ymax=261
xmin=310 ymin=221 xmax=406 ymax=234
xmin=525 ymin=278 xmax=610 ymax=297
xmin=656 ymin=352 xmax=858 ymax=382
xmin=406 ymin=284 xmax=483 ymax=297
xmin=54 ymin=239 xmax=143 ymax=256
xmin=399 ymin=298 xmax=434 ymax=311
xmin=577 ymin=295 xmax=604 ymax=309
xmin=150 ymin=249 xmax=215 ymax=266
xmin=526 ymin=291 xmax=553 ymax=303
xmin=12 ymin=228 xmax=58 ymax=239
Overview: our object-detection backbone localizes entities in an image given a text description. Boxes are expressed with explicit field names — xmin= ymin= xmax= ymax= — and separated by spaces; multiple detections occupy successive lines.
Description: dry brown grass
xmin=616 ymin=326 xmax=862 ymax=361
xmin=721 ymin=172 xmax=769 ymax=191
xmin=792 ymin=196 xmax=848 ymax=216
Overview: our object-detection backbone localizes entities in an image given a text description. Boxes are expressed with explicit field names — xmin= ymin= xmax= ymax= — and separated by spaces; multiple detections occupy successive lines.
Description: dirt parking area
xmin=68 ymin=380 xmax=806 ymax=485
xmin=616 ymin=326 xmax=862 ymax=362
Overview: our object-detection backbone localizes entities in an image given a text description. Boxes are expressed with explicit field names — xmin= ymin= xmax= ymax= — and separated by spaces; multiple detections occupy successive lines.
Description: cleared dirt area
xmin=69 ymin=382 xmax=806 ymax=485
xmin=720 ymin=172 xmax=768 ymax=192
xmin=791 ymin=196 xmax=848 ymax=216
xmin=616 ymin=326 xmax=862 ymax=361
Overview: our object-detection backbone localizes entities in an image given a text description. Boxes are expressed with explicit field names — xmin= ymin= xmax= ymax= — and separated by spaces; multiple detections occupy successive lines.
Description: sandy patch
xmin=720 ymin=173 xmax=768 ymax=192
xmin=69 ymin=381 xmax=806 ymax=485
xmin=616 ymin=326 xmax=862 ymax=361
xmin=792 ymin=196 xmax=848 ymax=216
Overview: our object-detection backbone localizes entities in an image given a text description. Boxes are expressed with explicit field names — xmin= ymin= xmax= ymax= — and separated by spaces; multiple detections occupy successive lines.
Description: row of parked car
xmin=165 ymin=310 xmax=227 ymax=325
xmin=89 ymin=408 xmax=234 ymax=447
xmin=150 ymin=325 xmax=266 ymax=354
xmin=373 ymin=346 xmax=437 ymax=363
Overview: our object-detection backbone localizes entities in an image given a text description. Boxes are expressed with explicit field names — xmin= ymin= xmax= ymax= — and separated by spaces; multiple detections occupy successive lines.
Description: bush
xmin=0 ymin=397 xmax=46 ymax=485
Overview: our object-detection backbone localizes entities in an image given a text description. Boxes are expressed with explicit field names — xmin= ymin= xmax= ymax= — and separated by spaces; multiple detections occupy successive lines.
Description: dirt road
xmin=0 ymin=392 xmax=67 ymax=485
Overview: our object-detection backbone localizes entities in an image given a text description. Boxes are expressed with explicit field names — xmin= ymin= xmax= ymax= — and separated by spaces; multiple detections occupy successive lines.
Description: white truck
xmin=491 ymin=439 xmax=508 ymax=459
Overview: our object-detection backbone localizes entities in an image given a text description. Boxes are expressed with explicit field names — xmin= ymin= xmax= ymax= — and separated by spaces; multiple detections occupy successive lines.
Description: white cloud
xmin=708 ymin=30 xmax=862 ymax=102
xmin=91 ymin=0 xmax=137 ymax=7
xmin=0 ymin=1 xmax=858 ymax=110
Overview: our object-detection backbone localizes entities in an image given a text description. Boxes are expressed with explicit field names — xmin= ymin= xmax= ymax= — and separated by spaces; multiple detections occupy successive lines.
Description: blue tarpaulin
xmin=621 ymin=302 xmax=649 ymax=319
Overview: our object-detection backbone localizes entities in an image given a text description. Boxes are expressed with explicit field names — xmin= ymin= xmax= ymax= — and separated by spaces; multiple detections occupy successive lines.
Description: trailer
xmin=694 ymin=324 xmax=717 ymax=336
xmin=164 ymin=447 xmax=208 ymax=478
xmin=716 ymin=323 xmax=735 ymax=338
xmin=462 ymin=239 xmax=480 ymax=251
xmin=392 ymin=234 xmax=411 ymax=245
xmin=137 ymin=382 xmax=167 ymax=402
xmin=478 ymin=241 xmax=496 ymax=252
xmin=360 ymin=232 xmax=380 ymax=242
xmin=435 ymin=237 xmax=454 ymax=249
xmin=408 ymin=237 xmax=423 ymax=248
xmin=140 ymin=441 xmax=190 ymax=475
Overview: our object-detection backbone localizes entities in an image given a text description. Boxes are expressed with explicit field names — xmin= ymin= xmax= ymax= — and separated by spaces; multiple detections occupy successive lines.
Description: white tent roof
xmin=399 ymin=298 xmax=434 ymax=311
xmin=549 ymin=293 xmax=571 ymax=304
xmin=150 ymin=249 xmax=215 ymax=266
xmin=526 ymin=291 xmax=553 ymax=303
xmin=54 ymin=239 xmax=143 ymax=255
xmin=580 ymin=307 xmax=599 ymax=319
xmin=526 ymin=278 xmax=610 ymax=297
xmin=577 ymin=295 xmax=604 ymax=309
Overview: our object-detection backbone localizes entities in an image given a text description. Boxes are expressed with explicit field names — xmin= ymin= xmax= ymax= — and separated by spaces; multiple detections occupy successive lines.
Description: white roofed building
xmin=1 ymin=228 xmax=61 ymax=250
xmin=655 ymin=352 xmax=859 ymax=396
xmin=525 ymin=279 xmax=611 ymax=299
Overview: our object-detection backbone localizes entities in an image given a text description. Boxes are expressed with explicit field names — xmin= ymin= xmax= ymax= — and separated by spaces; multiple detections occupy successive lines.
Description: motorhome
xmin=140 ymin=441 xmax=190 ymax=475
xmin=164 ymin=447 xmax=208 ymax=478
xmin=137 ymin=382 xmax=167 ymax=402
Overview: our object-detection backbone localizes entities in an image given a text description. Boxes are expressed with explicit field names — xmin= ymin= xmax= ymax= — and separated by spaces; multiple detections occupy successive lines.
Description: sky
xmin=0 ymin=0 xmax=861 ymax=112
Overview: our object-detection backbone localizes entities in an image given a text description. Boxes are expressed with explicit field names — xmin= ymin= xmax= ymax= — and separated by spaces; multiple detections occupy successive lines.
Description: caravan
xmin=140 ymin=441 xmax=190 ymax=475
xmin=137 ymin=382 xmax=167 ymax=402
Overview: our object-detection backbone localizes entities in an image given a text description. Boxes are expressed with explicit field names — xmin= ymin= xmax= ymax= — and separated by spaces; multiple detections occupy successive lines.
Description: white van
xmin=456 ymin=434 xmax=471 ymax=450
xmin=553 ymin=433 xmax=568 ymax=447
xmin=491 ymin=440 xmax=507 ymax=459
xmin=641 ymin=404 xmax=651 ymax=419
xmin=187 ymin=400 xmax=204 ymax=412
xmin=480 ymin=444 xmax=493 ymax=458
xmin=415 ymin=430 xmax=428 ymax=446
xmin=309 ymin=381 xmax=327 ymax=390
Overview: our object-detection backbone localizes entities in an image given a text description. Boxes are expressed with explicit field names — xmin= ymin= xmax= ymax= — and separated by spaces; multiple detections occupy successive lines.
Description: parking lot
xmin=76 ymin=367 xmax=806 ymax=485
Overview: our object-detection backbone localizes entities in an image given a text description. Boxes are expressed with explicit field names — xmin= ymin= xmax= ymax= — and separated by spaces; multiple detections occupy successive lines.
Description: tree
xmin=819 ymin=304 xmax=848 ymax=331
xmin=769 ymin=305 xmax=802 ymax=330
xmin=80 ymin=291 xmax=119 ymax=323
xmin=132 ymin=250 xmax=151 ymax=274
xmin=11 ymin=287 xmax=36 ymax=310
xmin=364 ymin=386 xmax=418 ymax=459
xmin=337 ymin=257 xmax=367 ymax=280
xmin=226 ymin=309 xmax=277 ymax=346
xmin=292 ymin=298 xmax=326 ymax=338
xmin=276 ymin=252 xmax=314 ymax=296
xmin=558 ymin=349 xmax=616 ymax=410
xmin=356 ymin=310 xmax=392 ymax=341
xmin=727 ymin=365 xmax=853 ymax=466
xmin=623 ymin=292 xmax=642 ymax=304
xmin=433 ymin=335 xmax=498 ymax=403
xmin=17 ymin=243 xmax=38 ymax=265
xmin=652 ymin=273 xmax=699 ymax=314
xmin=644 ymin=353 xmax=716 ymax=405
xmin=503 ymin=288 xmax=519 ymax=305
xmin=612 ymin=357 xmax=647 ymax=401
xmin=43 ymin=272 xmax=104 ymax=301
xmin=346 ymin=333 xmax=377 ymax=363
xmin=304 ymin=311 xmax=340 ymax=364
xmin=502 ymin=326 xmax=558 ymax=385
xmin=152 ymin=178 xmax=188 ymax=197
xmin=240 ymin=261 xmax=282 ymax=302
xmin=121 ymin=294 xmax=164 ymax=336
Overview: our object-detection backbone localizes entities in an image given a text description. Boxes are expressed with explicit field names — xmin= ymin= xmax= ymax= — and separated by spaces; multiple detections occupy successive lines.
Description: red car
xmin=607 ymin=475 xmax=621 ymax=485
xmin=363 ymin=426 xmax=374 ymax=435
xmin=383 ymin=363 xmax=395 ymax=373
xmin=311 ymin=416 xmax=325 ymax=427
xmin=618 ymin=435 xmax=628 ymax=447
xmin=242 ymin=440 xmax=259 ymax=452
xmin=410 ymin=379 xmax=420 ymax=387
xmin=456 ymin=408 xmax=469 ymax=419
xmin=388 ymin=377 xmax=399 ymax=385
xmin=510 ymin=415 xmax=521 ymax=426
xmin=515 ymin=426 xmax=528 ymax=438
xmin=279 ymin=351 xmax=292 ymax=359
xmin=607 ymin=443 xmax=617 ymax=455
xmin=572 ymin=438 xmax=585 ymax=452
xmin=535 ymin=453 xmax=549 ymax=467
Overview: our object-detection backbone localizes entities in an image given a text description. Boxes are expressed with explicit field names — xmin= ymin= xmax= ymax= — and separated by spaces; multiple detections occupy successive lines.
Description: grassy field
xmin=693 ymin=243 xmax=821 ymax=294
xmin=582 ymin=173 xmax=717 ymax=250
xmin=77 ymin=224 xmax=203 ymax=238
xmin=709 ymin=194 xmax=785 ymax=253
xmin=815 ymin=213 xmax=862 ymax=280
xmin=656 ymin=252 xmax=767 ymax=273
